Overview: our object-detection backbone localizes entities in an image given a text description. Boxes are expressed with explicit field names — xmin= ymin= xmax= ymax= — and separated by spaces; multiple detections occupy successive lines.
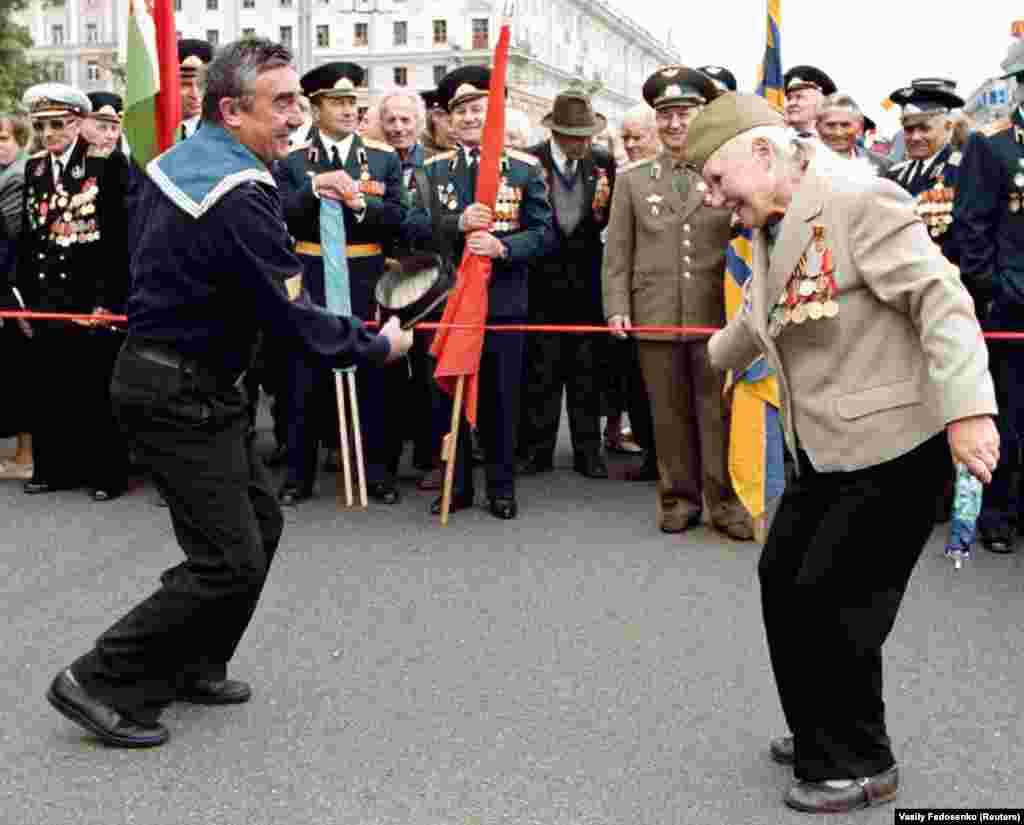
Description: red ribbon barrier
xmin=3 ymin=310 xmax=1024 ymax=339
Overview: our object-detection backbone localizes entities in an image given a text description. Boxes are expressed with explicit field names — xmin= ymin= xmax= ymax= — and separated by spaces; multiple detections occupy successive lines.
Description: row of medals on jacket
xmin=1010 ymin=158 xmax=1024 ymax=214
xmin=768 ymin=225 xmax=839 ymax=337
xmin=438 ymin=158 xmax=520 ymax=232
xmin=916 ymin=163 xmax=954 ymax=238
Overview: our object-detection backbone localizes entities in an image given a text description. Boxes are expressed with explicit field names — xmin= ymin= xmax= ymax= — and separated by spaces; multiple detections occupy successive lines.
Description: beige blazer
xmin=602 ymin=151 xmax=732 ymax=341
xmin=708 ymin=169 xmax=997 ymax=472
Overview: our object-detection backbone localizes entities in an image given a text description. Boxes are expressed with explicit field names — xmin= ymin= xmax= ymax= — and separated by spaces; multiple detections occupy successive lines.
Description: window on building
xmin=354 ymin=22 xmax=368 ymax=46
xmin=206 ymin=29 xmax=219 ymax=46
xmin=433 ymin=64 xmax=446 ymax=85
xmin=432 ymin=19 xmax=446 ymax=45
xmin=173 ymin=0 xmax=181 ymax=11
xmin=85 ymin=22 xmax=98 ymax=43
xmin=393 ymin=67 xmax=407 ymax=86
xmin=279 ymin=26 xmax=293 ymax=48
xmin=52 ymin=62 xmax=66 ymax=82
xmin=363 ymin=67 xmax=371 ymax=87
xmin=393 ymin=20 xmax=407 ymax=46
xmin=87 ymin=62 xmax=101 ymax=82
xmin=206 ymin=0 xmax=217 ymax=10
xmin=51 ymin=24 xmax=63 ymax=45
xmin=472 ymin=18 xmax=489 ymax=49
xmin=242 ymin=27 xmax=255 ymax=37
xmin=316 ymin=25 xmax=330 ymax=48
xmin=280 ymin=0 xmax=293 ymax=7
xmin=242 ymin=0 xmax=255 ymax=7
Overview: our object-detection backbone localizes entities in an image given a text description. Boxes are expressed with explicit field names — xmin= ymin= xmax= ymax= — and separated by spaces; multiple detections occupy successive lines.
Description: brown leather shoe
xmin=659 ymin=503 xmax=701 ymax=534
xmin=770 ymin=735 xmax=794 ymax=765
xmin=784 ymin=766 xmax=899 ymax=813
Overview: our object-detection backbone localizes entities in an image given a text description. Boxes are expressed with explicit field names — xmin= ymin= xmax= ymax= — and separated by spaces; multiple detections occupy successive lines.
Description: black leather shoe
xmin=770 ymin=735 xmax=794 ymax=765
xmin=24 ymin=480 xmax=58 ymax=494
xmin=264 ymin=444 xmax=288 ymax=468
xmin=784 ymin=766 xmax=899 ymax=813
xmin=180 ymin=678 xmax=252 ymax=705
xmin=368 ymin=482 xmax=400 ymax=505
xmin=430 ymin=492 xmax=474 ymax=515
xmin=47 ymin=668 xmax=169 ymax=748
xmin=278 ymin=483 xmax=313 ymax=506
xmin=516 ymin=455 xmax=554 ymax=475
xmin=982 ymin=532 xmax=1015 ymax=554
xmin=573 ymin=451 xmax=609 ymax=479
xmin=90 ymin=488 xmax=124 ymax=502
xmin=488 ymin=495 xmax=518 ymax=520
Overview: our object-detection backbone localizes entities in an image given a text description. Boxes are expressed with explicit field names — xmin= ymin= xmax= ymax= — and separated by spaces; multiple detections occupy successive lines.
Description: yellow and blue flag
xmin=724 ymin=0 xmax=786 ymax=520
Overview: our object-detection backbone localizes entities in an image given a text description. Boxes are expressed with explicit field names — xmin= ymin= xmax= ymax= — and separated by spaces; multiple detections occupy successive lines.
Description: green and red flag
xmin=123 ymin=0 xmax=181 ymax=167
xmin=430 ymin=17 xmax=511 ymax=427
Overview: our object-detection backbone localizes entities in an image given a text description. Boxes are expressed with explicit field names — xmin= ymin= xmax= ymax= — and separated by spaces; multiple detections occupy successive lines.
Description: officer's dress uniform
xmin=519 ymin=139 xmax=615 ymax=473
xmin=274 ymin=128 xmax=405 ymax=497
xmin=404 ymin=145 xmax=554 ymax=508
xmin=886 ymin=142 xmax=961 ymax=264
xmin=62 ymin=122 xmax=391 ymax=733
xmin=15 ymin=137 xmax=131 ymax=495
xmin=954 ymin=107 xmax=1024 ymax=547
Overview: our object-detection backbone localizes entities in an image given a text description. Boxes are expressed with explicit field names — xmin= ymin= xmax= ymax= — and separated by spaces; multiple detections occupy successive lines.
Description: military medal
xmin=806 ymin=301 xmax=823 ymax=320
xmin=813 ymin=223 xmax=826 ymax=253
xmin=822 ymin=300 xmax=839 ymax=318
xmin=71 ymin=164 xmax=84 ymax=180
xmin=1012 ymin=194 xmax=1021 ymax=214
xmin=1015 ymin=173 xmax=1024 ymax=189
xmin=791 ymin=304 xmax=808 ymax=324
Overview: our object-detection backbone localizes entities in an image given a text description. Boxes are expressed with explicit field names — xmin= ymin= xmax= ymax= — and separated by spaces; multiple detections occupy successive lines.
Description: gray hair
xmin=621 ymin=104 xmax=656 ymax=131
xmin=721 ymin=125 xmax=876 ymax=183
xmin=817 ymin=92 xmax=864 ymax=123
xmin=202 ymin=38 xmax=293 ymax=124
xmin=377 ymin=87 xmax=427 ymax=134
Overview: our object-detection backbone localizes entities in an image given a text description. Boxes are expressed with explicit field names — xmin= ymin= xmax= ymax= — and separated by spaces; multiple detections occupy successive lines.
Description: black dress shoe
xmin=573 ymin=451 xmax=609 ymax=479
xmin=278 ymin=483 xmax=313 ymax=506
xmin=179 ymin=678 xmax=252 ymax=705
xmin=24 ymin=480 xmax=58 ymax=494
xmin=488 ymin=495 xmax=518 ymax=520
xmin=368 ymin=482 xmax=400 ymax=505
xmin=430 ymin=492 xmax=474 ymax=515
xmin=265 ymin=444 xmax=288 ymax=468
xmin=770 ymin=735 xmax=794 ymax=765
xmin=784 ymin=765 xmax=899 ymax=813
xmin=90 ymin=488 xmax=124 ymax=502
xmin=46 ymin=668 xmax=169 ymax=748
xmin=982 ymin=532 xmax=1015 ymax=554
xmin=516 ymin=455 xmax=554 ymax=475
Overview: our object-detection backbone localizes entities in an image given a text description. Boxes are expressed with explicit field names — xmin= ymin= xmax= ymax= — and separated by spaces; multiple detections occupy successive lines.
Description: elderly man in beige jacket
xmin=686 ymin=93 xmax=999 ymax=815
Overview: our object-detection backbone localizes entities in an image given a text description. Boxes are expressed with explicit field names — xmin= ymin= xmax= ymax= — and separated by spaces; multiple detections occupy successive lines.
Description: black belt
xmin=125 ymin=339 xmax=247 ymax=390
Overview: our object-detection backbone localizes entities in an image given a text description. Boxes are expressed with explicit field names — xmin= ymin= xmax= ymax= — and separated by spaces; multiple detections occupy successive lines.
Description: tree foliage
xmin=0 ymin=0 xmax=55 ymax=110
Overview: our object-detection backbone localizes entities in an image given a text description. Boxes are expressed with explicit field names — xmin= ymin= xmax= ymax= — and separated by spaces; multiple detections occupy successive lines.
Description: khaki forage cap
xmin=684 ymin=92 xmax=785 ymax=172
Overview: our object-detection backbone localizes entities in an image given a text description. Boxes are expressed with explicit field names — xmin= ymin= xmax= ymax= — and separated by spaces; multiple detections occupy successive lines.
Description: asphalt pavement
xmin=1 ymin=414 xmax=1023 ymax=825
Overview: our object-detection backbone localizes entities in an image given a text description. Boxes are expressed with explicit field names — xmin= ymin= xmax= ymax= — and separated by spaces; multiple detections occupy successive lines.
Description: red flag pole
xmin=152 ymin=0 xmax=182 ymax=154
xmin=438 ymin=14 xmax=511 ymax=525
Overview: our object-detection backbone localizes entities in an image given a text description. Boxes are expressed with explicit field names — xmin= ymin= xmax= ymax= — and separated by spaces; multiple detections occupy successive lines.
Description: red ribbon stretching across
xmin=3 ymin=310 xmax=1024 ymax=339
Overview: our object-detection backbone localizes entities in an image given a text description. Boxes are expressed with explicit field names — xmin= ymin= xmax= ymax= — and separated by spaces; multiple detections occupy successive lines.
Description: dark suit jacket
xmin=15 ymin=138 xmax=130 ymax=313
xmin=526 ymin=141 xmax=615 ymax=323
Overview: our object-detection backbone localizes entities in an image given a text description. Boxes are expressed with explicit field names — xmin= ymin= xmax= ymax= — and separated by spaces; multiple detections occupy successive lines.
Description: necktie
xmin=566 ymin=160 xmax=576 ymax=178
xmin=55 ymin=159 xmax=64 ymax=186
xmin=468 ymin=147 xmax=480 ymax=199
xmin=331 ymin=145 xmax=342 ymax=170
xmin=672 ymin=162 xmax=690 ymax=200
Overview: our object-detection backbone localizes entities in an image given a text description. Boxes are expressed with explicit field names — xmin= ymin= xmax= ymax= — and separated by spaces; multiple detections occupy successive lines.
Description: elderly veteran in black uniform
xmin=46 ymin=38 xmax=411 ymax=748
xmin=403 ymin=65 xmax=554 ymax=520
xmin=955 ymin=42 xmax=1024 ymax=554
xmin=517 ymin=89 xmax=614 ymax=479
xmin=885 ymin=78 xmax=964 ymax=265
xmin=274 ymin=62 xmax=406 ymax=506
xmin=689 ymin=92 xmax=997 ymax=814
xmin=178 ymin=38 xmax=214 ymax=141
xmin=15 ymin=83 xmax=132 ymax=500
xmin=782 ymin=65 xmax=836 ymax=138
xmin=81 ymin=92 xmax=125 ymax=158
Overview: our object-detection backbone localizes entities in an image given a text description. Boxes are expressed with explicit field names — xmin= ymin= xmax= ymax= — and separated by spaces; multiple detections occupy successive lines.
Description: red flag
xmin=430 ymin=20 xmax=510 ymax=428
xmin=153 ymin=0 xmax=182 ymax=154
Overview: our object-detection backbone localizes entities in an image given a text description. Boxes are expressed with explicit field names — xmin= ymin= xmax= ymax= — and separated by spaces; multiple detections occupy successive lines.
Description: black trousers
xmin=72 ymin=342 xmax=284 ymax=722
xmin=28 ymin=323 xmax=129 ymax=491
xmin=759 ymin=434 xmax=947 ymax=782
xmin=519 ymin=332 xmax=602 ymax=461
xmin=603 ymin=336 xmax=655 ymax=454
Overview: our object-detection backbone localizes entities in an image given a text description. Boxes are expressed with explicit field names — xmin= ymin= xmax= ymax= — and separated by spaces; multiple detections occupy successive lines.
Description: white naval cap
xmin=22 ymin=83 xmax=92 ymax=118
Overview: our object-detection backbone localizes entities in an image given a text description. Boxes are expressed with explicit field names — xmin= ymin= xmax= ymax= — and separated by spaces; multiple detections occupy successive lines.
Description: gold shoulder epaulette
xmin=948 ymin=150 xmax=962 ymax=166
xmin=30 ymin=150 xmax=46 ymax=159
xmin=619 ymin=157 xmax=655 ymax=173
xmin=981 ymin=118 xmax=1011 ymax=137
xmin=506 ymin=149 xmax=540 ymax=166
xmin=362 ymin=138 xmax=396 ymax=153
xmin=425 ymin=150 xmax=455 ymax=166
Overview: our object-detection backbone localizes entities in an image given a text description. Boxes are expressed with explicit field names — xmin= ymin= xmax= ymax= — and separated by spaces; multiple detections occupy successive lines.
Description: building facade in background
xmin=15 ymin=0 xmax=678 ymax=127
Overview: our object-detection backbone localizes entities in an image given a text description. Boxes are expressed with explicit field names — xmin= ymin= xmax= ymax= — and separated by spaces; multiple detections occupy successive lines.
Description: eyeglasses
xmin=32 ymin=118 xmax=71 ymax=132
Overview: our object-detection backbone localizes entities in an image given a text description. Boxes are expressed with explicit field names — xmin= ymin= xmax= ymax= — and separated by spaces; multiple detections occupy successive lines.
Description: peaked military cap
xmin=437 ymin=65 xmax=492 ymax=112
xmin=684 ymin=92 xmax=786 ymax=172
xmin=643 ymin=65 xmax=719 ymax=110
xmin=22 ymin=83 xmax=91 ymax=118
xmin=889 ymin=78 xmax=964 ymax=124
xmin=87 ymin=91 xmax=123 ymax=123
xmin=1002 ymin=38 xmax=1024 ymax=79
xmin=783 ymin=65 xmax=837 ymax=96
xmin=179 ymin=38 xmax=214 ymax=76
xmin=698 ymin=65 xmax=737 ymax=93
xmin=301 ymin=62 xmax=365 ymax=100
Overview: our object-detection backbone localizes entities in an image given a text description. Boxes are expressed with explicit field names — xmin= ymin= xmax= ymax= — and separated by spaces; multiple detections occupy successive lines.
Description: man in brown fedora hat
xmin=517 ymin=89 xmax=616 ymax=479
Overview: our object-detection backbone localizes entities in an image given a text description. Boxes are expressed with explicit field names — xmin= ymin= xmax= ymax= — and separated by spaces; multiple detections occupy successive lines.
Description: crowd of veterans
xmin=2 ymin=36 xmax=1023 ymax=541
xmin=0 ymin=31 xmax=1011 ymax=814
